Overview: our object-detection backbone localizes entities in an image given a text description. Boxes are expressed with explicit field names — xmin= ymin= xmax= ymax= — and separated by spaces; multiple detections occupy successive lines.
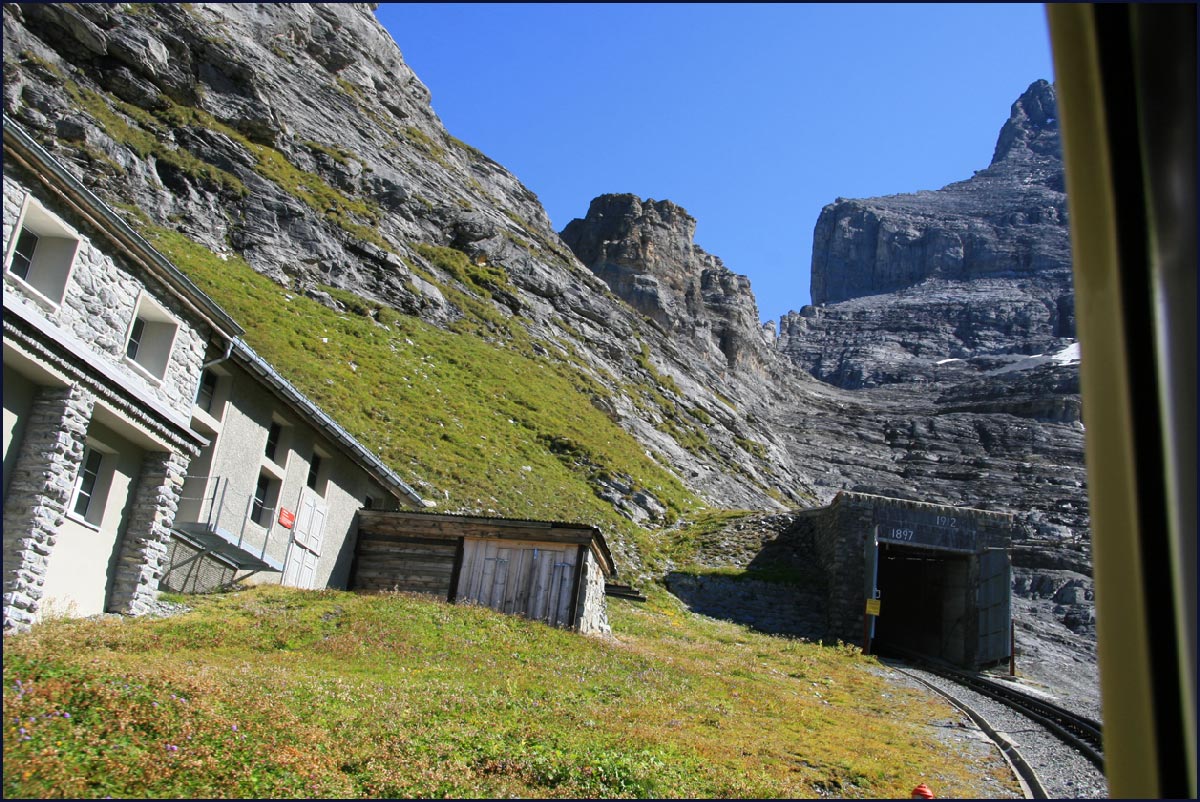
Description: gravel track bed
xmin=906 ymin=666 xmax=1108 ymax=798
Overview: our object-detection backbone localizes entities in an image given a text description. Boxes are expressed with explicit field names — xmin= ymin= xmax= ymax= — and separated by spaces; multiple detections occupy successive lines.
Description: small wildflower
xmin=232 ymin=724 xmax=238 ymax=731
xmin=166 ymin=744 xmax=178 ymax=752
xmin=63 ymin=713 xmax=70 ymax=719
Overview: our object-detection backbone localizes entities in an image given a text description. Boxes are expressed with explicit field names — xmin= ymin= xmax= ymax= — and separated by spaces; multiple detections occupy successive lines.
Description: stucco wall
xmin=2 ymin=364 xmax=37 ymax=497
xmin=174 ymin=357 xmax=396 ymax=590
xmin=39 ymin=421 xmax=145 ymax=619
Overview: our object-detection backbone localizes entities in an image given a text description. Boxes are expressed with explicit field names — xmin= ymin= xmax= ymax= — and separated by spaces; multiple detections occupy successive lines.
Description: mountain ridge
xmin=2 ymin=3 xmax=1088 ymax=586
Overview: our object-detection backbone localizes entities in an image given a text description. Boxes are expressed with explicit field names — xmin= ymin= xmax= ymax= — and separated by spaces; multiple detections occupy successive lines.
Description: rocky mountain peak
xmin=3 ymin=3 xmax=1090 ymax=593
xmin=991 ymin=79 xmax=1060 ymax=166
xmin=806 ymin=80 xmax=1070 ymax=310
xmin=561 ymin=193 xmax=769 ymax=373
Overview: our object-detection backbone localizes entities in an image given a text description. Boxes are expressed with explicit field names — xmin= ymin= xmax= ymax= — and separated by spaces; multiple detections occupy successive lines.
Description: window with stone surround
xmin=124 ymin=292 xmax=179 ymax=383
xmin=5 ymin=198 xmax=81 ymax=309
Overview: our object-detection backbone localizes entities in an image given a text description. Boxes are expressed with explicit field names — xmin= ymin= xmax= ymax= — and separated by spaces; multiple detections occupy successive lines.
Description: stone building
xmin=795 ymin=491 xmax=1014 ymax=669
xmin=2 ymin=117 xmax=427 ymax=631
xmin=3 ymin=118 xmax=240 ymax=629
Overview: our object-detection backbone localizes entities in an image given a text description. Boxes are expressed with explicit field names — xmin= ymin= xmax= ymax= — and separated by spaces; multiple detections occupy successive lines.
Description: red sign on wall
xmin=278 ymin=508 xmax=296 ymax=529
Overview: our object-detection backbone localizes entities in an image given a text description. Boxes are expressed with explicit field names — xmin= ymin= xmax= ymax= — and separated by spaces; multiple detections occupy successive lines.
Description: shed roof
xmin=358 ymin=509 xmax=616 ymax=577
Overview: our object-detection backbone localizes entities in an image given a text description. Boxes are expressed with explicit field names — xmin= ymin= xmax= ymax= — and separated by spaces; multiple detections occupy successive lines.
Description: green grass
xmin=63 ymin=67 xmax=795 ymax=558
xmin=660 ymin=510 xmax=759 ymax=567
xmin=735 ymin=437 xmax=770 ymax=460
xmin=64 ymin=82 xmax=395 ymax=252
xmin=403 ymin=126 xmax=447 ymax=163
xmin=64 ymin=83 xmax=248 ymax=198
xmin=2 ymin=587 xmax=1020 ymax=798
xmin=141 ymin=225 xmax=702 ymax=568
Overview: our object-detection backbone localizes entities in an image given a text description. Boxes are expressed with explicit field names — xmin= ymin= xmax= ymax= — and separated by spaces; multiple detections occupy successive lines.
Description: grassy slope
xmin=2 ymin=587 xmax=1018 ymax=798
xmin=56 ymin=75 xmax=780 ymax=571
xmin=141 ymin=226 xmax=706 ymax=573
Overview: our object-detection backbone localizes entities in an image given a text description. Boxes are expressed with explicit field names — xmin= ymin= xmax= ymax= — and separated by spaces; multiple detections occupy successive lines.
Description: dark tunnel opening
xmin=872 ymin=542 xmax=971 ymax=665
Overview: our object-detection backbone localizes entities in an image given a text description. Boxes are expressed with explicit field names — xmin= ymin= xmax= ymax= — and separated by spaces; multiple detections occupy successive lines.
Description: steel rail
xmin=894 ymin=665 xmax=1046 ymax=799
xmin=930 ymin=663 xmax=1105 ymax=770
xmin=884 ymin=648 xmax=1105 ymax=772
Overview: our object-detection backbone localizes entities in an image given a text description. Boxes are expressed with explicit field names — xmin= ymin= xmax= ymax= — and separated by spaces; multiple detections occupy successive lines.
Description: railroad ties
xmin=885 ymin=648 xmax=1106 ymax=799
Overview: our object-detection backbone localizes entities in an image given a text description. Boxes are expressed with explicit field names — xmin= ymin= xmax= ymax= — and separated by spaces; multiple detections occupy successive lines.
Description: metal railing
xmin=175 ymin=475 xmax=278 ymax=564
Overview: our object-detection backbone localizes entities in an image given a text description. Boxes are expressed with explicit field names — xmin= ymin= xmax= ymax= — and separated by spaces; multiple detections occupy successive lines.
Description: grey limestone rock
xmin=561 ymin=194 xmax=772 ymax=375
xmin=3 ymin=6 xmax=1091 ymax=602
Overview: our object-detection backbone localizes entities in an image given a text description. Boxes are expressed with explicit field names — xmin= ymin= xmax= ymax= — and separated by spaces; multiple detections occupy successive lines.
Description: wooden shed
xmin=351 ymin=510 xmax=616 ymax=635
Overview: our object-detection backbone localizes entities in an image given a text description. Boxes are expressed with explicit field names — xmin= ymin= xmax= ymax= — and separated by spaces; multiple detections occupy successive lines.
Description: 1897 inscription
xmin=876 ymin=508 xmax=979 ymax=552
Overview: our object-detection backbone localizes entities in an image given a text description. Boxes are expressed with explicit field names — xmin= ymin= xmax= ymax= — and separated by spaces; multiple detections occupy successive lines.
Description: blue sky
xmin=374 ymin=4 xmax=1055 ymax=325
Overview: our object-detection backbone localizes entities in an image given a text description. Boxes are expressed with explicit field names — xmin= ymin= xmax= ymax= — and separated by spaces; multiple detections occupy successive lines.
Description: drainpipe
xmin=202 ymin=339 xmax=234 ymax=370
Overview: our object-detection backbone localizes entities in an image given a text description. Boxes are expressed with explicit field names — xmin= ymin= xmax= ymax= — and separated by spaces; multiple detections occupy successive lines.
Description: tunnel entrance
xmin=872 ymin=542 xmax=971 ymax=665
xmin=803 ymin=492 xmax=1013 ymax=670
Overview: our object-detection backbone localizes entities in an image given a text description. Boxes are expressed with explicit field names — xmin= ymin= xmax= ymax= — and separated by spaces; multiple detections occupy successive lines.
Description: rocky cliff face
xmin=768 ymin=78 xmax=1087 ymax=553
xmin=810 ymin=80 xmax=1069 ymax=306
xmin=1 ymin=2 xmax=823 ymax=567
xmin=2 ymin=5 xmax=1089 ymax=584
xmin=560 ymin=194 xmax=772 ymax=375
xmin=785 ymin=80 xmax=1074 ymax=389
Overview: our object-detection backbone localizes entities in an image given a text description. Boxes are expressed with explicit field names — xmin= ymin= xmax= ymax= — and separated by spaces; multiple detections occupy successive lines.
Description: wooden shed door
xmin=456 ymin=539 xmax=577 ymax=627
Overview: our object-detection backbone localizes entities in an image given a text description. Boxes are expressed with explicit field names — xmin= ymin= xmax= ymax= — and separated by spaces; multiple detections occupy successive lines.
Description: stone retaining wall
xmin=665 ymin=572 xmax=826 ymax=639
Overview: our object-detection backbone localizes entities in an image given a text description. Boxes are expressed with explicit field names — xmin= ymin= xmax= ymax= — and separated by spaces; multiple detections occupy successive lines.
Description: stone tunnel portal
xmin=806 ymin=492 xmax=1014 ymax=671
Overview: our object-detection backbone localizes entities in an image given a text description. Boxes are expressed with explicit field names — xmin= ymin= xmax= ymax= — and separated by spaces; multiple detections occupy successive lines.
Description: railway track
xmin=884 ymin=650 xmax=1106 ymax=799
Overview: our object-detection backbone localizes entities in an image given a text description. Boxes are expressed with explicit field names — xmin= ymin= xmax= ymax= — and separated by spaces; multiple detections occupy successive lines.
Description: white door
xmin=283 ymin=487 xmax=327 ymax=589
